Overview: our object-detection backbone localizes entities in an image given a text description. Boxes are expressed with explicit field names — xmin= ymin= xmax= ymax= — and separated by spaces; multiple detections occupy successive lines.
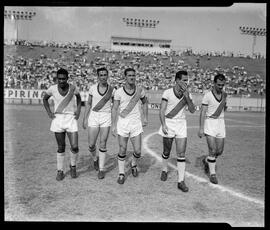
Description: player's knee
xmin=88 ymin=145 xmax=96 ymax=152
xmin=70 ymin=146 xmax=79 ymax=153
xmin=133 ymin=151 xmax=141 ymax=158
xmin=57 ymin=145 xmax=65 ymax=153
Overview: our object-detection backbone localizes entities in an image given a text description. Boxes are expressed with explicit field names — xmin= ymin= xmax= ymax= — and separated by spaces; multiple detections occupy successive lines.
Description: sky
xmin=4 ymin=4 xmax=267 ymax=55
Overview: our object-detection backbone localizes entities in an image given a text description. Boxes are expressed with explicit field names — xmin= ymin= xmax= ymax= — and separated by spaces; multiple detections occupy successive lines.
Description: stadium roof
xmin=111 ymin=36 xmax=172 ymax=43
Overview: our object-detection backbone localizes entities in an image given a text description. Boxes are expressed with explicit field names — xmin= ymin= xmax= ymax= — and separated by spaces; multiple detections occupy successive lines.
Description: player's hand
xmin=82 ymin=119 xmax=87 ymax=129
xmin=222 ymin=91 xmax=227 ymax=99
xmin=111 ymin=125 xmax=117 ymax=137
xmin=48 ymin=112 xmax=55 ymax=119
xmin=142 ymin=119 xmax=148 ymax=127
xmin=162 ymin=124 xmax=169 ymax=135
xmin=179 ymin=81 xmax=188 ymax=92
xmin=209 ymin=114 xmax=218 ymax=119
xmin=198 ymin=129 xmax=205 ymax=138
xmin=74 ymin=111 xmax=80 ymax=120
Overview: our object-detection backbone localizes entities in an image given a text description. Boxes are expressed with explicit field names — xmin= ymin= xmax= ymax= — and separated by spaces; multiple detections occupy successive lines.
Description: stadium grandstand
xmin=3 ymin=9 xmax=266 ymax=112
xmin=110 ymin=36 xmax=171 ymax=54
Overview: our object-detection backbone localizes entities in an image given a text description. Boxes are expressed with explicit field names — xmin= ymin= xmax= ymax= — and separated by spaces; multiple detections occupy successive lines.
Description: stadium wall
xmin=4 ymin=88 xmax=265 ymax=112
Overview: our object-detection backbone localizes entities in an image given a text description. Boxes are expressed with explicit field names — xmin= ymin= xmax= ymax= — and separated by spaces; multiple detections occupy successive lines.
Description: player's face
xmin=57 ymin=74 xmax=68 ymax=88
xmin=98 ymin=70 xmax=108 ymax=85
xmin=126 ymin=70 xmax=136 ymax=85
xmin=214 ymin=79 xmax=225 ymax=93
xmin=180 ymin=75 xmax=189 ymax=85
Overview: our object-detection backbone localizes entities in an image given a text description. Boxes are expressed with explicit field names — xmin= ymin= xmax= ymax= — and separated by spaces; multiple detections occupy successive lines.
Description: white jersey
xmin=162 ymin=88 xmax=192 ymax=120
xmin=89 ymin=83 xmax=115 ymax=113
xmin=46 ymin=84 xmax=80 ymax=115
xmin=114 ymin=86 xmax=146 ymax=120
xmin=202 ymin=90 xmax=226 ymax=119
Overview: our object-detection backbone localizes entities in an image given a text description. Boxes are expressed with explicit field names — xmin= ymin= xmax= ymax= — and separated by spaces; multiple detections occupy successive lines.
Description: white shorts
xmin=204 ymin=118 xmax=226 ymax=138
xmin=158 ymin=118 xmax=187 ymax=138
xmin=117 ymin=116 xmax=143 ymax=138
xmin=50 ymin=113 xmax=78 ymax=133
xmin=88 ymin=111 xmax=111 ymax=127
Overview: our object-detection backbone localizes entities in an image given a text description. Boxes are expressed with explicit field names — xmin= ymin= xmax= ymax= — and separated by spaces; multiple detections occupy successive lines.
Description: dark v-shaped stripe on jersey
xmin=92 ymin=85 xmax=114 ymax=112
xmin=165 ymin=87 xmax=187 ymax=119
xmin=210 ymin=90 xmax=226 ymax=118
xmin=55 ymin=84 xmax=76 ymax=114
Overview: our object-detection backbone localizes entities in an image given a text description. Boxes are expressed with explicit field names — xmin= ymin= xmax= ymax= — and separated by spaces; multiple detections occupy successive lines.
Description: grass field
xmin=4 ymin=104 xmax=265 ymax=226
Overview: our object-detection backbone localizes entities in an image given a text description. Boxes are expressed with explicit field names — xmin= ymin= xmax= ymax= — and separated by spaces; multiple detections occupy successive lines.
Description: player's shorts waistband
xmin=54 ymin=112 xmax=75 ymax=115
xmin=206 ymin=116 xmax=224 ymax=119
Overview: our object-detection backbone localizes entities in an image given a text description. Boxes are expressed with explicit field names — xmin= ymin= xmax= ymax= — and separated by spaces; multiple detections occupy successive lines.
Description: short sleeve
xmin=46 ymin=86 xmax=53 ymax=96
xmin=114 ymin=88 xmax=121 ymax=101
xmin=161 ymin=90 xmax=168 ymax=101
xmin=140 ymin=88 xmax=146 ymax=99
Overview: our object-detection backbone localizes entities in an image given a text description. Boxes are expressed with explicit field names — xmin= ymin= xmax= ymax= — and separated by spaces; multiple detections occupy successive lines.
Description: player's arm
xmin=82 ymin=95 xmax=92 ymax=129
xmin=111 ymin=99 xmax=120 ymax=137
xmin=183 ymin=91 xmax=196 ymax=113
xmin=43 ymin=93 xmax=55 ymax=119
xmin=141 ymin=96 xmax=148 ymax=126
xmin=198 ymin=104 xmax=207 ymax=138
xmin=75 ymin=93 xmax=82 ymax=120
xmin=159 ymin=99 xmax=168 ymax=135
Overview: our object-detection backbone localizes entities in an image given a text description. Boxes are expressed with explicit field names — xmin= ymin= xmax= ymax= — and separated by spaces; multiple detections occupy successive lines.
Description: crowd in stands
xmin=4 ymin=40 xmax=266 ymax=97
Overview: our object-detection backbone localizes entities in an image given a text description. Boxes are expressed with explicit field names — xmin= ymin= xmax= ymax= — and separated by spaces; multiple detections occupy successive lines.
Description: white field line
xmin=142 ymin=131 xmax=264 ymax=207
xmin=225 ymin=118 xmax=264 ymax=126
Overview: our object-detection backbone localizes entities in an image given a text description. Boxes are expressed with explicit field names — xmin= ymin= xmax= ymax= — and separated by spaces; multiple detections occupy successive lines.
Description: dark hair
xmin=175 ymin=70 xmax=187 ymax=81
xmin=97 ymin=67 xmax=108 ymax=76
xmin=214 ymin=73 xmax=226 ymax=82
xmin=57 ymin=68 xmax=68 ymax=77
xmin=124 ymin=67 xmax=135 ymax=76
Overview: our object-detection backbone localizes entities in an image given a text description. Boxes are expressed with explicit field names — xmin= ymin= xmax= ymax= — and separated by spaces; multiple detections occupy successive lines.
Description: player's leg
xmin=117 ymin=135 xmax=129 ymax=184
xmin=205 ymin=135 xmax=218 ymax=184
xmin=88 ymin=126 xmax=100 ymax=170
xmin=55 ymin=132 xmax=66 ymax=181
xmin=130 ymin=133 xmax=142 ymax=177
xmin=67 ymin=131 xmax=79 ymax=178
xmin=175 ymin=137 xmax=189 ymax=192
xmin=97 ymin=126 xmax=110 ymax=179
xmin=215 ymin=138 xmax=225 ymax=158
xmin=161 ymin=137 xmax=173 ymax=181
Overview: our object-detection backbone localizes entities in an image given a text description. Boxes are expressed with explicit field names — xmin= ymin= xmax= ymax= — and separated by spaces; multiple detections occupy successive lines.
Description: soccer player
xmin=43 ymin=68 xmax=82 ymax=181
xmin=82 ymin=67 xmax=114 ymax=179
xmin=198 ymin=73 xmax=227 ymax=184
xmin=111 ymin=67 xmax=148 ymax=184
xmin=158 ymin=70 xmax=196 ymax=192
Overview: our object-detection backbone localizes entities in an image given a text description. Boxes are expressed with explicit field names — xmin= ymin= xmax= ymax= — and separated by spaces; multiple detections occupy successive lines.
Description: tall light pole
xmin=4 ymin=9 xmax=36 ymax=41
xmin=239 ymin=26 xmax=266 ymax=56
xmin=122 ymin=18 xmax=160 ymax=38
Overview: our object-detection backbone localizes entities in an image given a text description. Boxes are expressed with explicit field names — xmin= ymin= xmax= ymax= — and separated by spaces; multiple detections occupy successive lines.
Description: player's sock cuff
xmin=118 ymin=154 xmax=126 ymax=161
xmin=162 ymin=153 xmax=169 ymax=159
xmin=177 ymin=157 xmax=186 ymax=162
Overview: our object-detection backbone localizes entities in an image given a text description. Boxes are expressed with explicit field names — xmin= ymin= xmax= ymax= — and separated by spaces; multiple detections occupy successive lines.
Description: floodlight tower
xmin=122 ymin=18 xmax=160 ymax=38
xmin=4 ymin=9 xmax=36 ymax=41
xmin=239 ymin=26 xmax=266 ymax=56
